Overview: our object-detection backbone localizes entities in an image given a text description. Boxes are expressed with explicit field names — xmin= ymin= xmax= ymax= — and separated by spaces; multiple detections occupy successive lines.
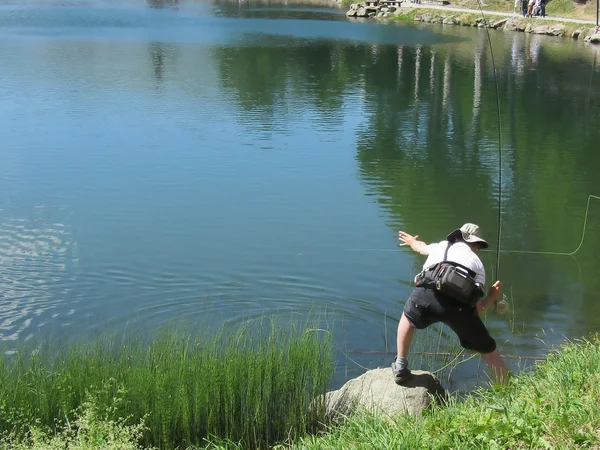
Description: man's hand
xmin=476 ymin=280 xmax=502 ymax=314
xmin=398 ymin=231 xmax=419 ymax=247
xmin=488 ymin=281 xmax=502 ymax=302
xmin=398 ymin=231 xmax=429 ymax=255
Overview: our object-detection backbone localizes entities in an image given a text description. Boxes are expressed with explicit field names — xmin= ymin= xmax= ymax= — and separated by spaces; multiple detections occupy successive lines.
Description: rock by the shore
xmin=490 ymin=18 xmax=508 ymax=29
xmin=324 ymin=368 xmax=445 ymax=419
xmin=549 ymin=23 xmax=566 ymax=36
xmin=503 ymin=17 xmax=519 ymax=31
xmin=588 ymin=33 xmax=600 ymax=44
xmin=531 ymin=24 xmax=551 ymax=34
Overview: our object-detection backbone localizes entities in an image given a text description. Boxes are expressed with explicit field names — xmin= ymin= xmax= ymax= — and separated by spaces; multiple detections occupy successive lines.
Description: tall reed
xmin=0 ymin=320 xmax=333 ymax=449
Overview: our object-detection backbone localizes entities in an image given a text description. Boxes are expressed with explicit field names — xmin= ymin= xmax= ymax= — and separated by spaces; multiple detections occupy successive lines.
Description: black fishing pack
xmin=415 ymin=242 xmax=482 ymax=306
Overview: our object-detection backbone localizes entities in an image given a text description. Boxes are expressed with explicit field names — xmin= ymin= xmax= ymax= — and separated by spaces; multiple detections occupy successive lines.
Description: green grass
xmin=5 ymin=322 xmax=600 ymax=449
xmin=0 ymin=321 xmax=334 ymax=450
xmin=547 ymin=0 xmax=577 ymax=15
xmin=293 ymin=335 xmax=600 ymax=449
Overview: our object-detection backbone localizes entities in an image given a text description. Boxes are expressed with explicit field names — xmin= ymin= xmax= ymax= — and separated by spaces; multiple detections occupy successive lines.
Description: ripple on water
xmin=0 ymin=211 xmax=78 ymax=346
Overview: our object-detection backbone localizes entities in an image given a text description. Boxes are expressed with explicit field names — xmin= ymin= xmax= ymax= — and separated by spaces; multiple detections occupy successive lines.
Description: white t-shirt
xmin=419 ymin=240 xmax=486 ymax=286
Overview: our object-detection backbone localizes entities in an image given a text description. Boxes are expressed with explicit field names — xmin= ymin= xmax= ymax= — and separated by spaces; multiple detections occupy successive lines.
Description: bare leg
xmin=481 ymin=349 xmax=509 ymax=385
xmin=396 ymin=313 xmax=415 ymax=358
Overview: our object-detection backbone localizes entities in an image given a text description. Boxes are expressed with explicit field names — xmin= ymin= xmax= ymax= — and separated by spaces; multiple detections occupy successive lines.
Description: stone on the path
xmin=324 ymin=368 xmax=445 ymax=420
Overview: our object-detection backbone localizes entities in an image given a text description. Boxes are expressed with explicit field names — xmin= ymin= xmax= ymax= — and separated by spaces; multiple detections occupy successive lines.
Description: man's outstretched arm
xmin=398 ymin=231 xmax=429 ymax=255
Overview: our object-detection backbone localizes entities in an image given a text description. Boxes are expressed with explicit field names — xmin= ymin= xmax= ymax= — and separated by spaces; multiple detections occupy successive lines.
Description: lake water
xmin=1 ymin=0 xmax=600 ymax=391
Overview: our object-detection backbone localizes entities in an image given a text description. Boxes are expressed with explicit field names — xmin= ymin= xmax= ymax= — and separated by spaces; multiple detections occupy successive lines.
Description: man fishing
xmin=392 ymin=223 xmax=509 ymax=385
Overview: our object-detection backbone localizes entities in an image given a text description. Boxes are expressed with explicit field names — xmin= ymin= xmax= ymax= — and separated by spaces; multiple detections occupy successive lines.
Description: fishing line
xmin=501 ymin=195 xmax=600 ymax=256
xmin=344 ymin=195 xmax=599 ymax=256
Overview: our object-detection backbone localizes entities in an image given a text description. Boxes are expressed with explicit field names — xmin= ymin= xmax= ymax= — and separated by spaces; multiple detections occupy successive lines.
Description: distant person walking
xmin=522 ymin=0 xmax=528 ymax=16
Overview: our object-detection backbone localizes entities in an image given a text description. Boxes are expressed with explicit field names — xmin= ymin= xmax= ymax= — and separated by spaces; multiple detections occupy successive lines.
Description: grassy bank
xmin=3 ymin=330 xmax=600 ymax=449
xmin=0 ymin=323 xmax=333 ymax=450
xmin=294 ymin=335 xmax=600 ymax=449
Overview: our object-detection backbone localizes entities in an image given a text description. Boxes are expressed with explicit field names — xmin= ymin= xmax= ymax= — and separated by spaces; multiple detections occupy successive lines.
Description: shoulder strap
xmin=443 ymin=242 xmax=452 ymax=262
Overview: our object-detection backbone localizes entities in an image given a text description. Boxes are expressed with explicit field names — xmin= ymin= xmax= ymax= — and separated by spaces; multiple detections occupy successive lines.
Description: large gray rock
xmin=589 ymin=33 xmax=600 ymax=44
xmin=356 ymin=6 xmax=368 ymax=17
xmin=324 ymin=368 xmax=445 ymax=419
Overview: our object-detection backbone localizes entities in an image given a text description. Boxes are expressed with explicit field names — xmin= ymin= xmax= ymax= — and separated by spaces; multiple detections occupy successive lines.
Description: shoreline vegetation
xmin=295 ymin=335 xmax=600 ymax=449
xmin=345 ymin=1 xmax=600 ymax=43
xmin=1 ymin=327 xmax=600 ymax=449
xmin=0 ymin=323 xmax=333 ymax=450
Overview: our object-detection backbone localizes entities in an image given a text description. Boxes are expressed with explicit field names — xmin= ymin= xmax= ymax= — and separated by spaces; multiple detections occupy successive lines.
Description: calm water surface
xmin=1 ymin=0 xmax=600 ymax=390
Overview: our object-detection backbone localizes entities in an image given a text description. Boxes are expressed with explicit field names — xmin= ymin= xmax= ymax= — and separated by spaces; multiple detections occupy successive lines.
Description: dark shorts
xmin=403 ymin=287 xmax=497 ymax=354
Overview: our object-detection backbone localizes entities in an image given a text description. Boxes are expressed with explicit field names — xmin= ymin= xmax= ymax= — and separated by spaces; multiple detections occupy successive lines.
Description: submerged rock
xmin=324 ymin=368 xmax=445 ymax=419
